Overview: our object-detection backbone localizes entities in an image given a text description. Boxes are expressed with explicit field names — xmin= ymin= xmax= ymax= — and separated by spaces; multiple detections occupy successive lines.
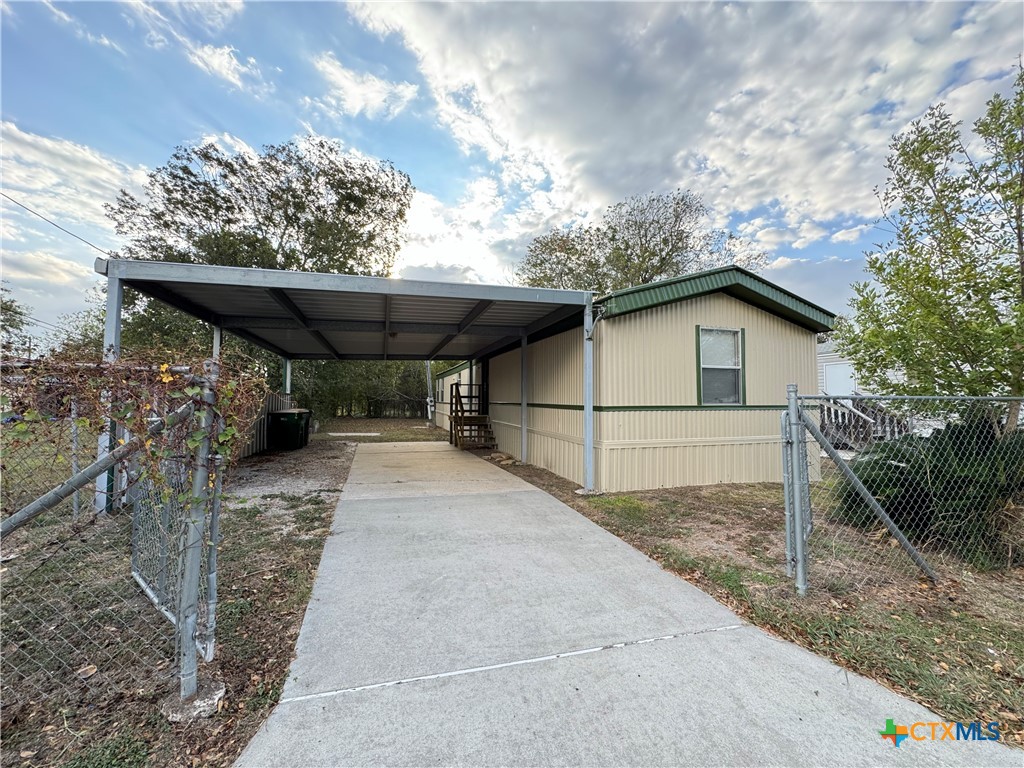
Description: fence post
xmin=177 ymin=363 xmax=216 ymax=700
xmin=70 ymin=398 xmax=80 ymax=521
xmin=787 ymin=384 xmax=808 ymax=596
xmin=780 ymin=411 xmax=794 ymax=579
xmin=201 ymin=439 xmax=224 ymax=663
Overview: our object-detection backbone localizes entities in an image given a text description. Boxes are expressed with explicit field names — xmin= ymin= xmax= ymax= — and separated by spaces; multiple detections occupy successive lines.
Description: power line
xmin=0 ymin=192 xmax=114 ymax=259
xmin=24 ymin=315 xmax=64 ymax=332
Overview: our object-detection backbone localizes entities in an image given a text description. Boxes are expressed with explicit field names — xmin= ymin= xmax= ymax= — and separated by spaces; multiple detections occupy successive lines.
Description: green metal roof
xmin=596 ymin=266 xmax=835 ymax=333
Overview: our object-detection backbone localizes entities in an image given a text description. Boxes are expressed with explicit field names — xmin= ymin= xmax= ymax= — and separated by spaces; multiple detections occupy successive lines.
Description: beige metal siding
xmin=529 ymin=331 xmax=583 ymax=406
xmin=482 ymin=293 xmax=818 ymax=492
xmin=487 ymin=340 xmax=584 ymax=482
xmin=598 ymin=293 xmax=815 ymax=407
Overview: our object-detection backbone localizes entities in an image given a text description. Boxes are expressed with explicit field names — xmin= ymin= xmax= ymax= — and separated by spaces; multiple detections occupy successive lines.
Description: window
xmin=699 ymin=327 xmax=744 ymax=405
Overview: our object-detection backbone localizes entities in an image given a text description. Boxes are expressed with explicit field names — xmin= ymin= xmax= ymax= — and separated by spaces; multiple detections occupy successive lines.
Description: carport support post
xmin=520 ymin=335 xmax=528 ymax=462
xmin=94 ymin=275 xmax=123 ymax=515
xmin=212 ymin=325 xmax=222 ymax=360
xmin=283 ymin=357 xmax=292 ymax=396
xmin=583 ymin=295 xmax=595 ymax=492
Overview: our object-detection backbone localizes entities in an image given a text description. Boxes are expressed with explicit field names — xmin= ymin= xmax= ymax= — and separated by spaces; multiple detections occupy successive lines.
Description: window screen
xmin=700 ymin=328 xmax=742 ymax=405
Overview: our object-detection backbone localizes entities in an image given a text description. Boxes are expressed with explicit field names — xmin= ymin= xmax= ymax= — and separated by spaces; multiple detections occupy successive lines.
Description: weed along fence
xmin=781 ymin=386 xmax=1024 ymax=596
xmin=0 ymin=358 xmax=263 ymax=711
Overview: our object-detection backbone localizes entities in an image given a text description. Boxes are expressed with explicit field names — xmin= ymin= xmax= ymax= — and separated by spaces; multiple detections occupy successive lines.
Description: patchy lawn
xmin=312 ymin=417 xmax=447 ymax=443
xmin=477 ymin=453 xmax=1024 ymax=747
xmin=1 ymin=440 xmax=353 ymax=768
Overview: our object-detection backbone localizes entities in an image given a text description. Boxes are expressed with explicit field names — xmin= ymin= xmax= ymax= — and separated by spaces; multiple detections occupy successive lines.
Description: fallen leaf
xmin=76 ymin=664 xmax=98 ymax=680
xmin=20 ymin=750 xmax=36 ymax=758
xmin=998 ymin=710 xmax=1020 ymax=722
xmin=938 ymin=662 xmax=949 ymax=671
xmin=992 ymin=662 xmax=1003 ymax=673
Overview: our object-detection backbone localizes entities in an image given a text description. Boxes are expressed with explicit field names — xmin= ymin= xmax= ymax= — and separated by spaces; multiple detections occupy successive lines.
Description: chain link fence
xmin=783 ymin=387 xmax=1024 ymax=595
xmin=1 ymin=359 xmax=264 ymax=715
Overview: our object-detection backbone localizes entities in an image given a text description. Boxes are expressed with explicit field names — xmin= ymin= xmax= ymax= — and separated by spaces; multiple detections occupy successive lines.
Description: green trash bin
xmin=268 ymin=409 xmax=312 ymax=451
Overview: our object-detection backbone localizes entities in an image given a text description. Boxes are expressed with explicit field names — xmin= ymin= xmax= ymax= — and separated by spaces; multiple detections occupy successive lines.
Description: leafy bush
xmin=839 ymin=419 xmax=1024 ymax=569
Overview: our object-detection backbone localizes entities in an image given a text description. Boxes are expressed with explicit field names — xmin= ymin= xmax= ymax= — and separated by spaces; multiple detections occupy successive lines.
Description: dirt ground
xmin=1 ymin=440 xmax=355 ymax=768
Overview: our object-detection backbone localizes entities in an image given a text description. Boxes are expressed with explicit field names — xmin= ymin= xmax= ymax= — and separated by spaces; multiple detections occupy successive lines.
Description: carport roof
xmin=95 ymin=258 xmax=590 ymax=361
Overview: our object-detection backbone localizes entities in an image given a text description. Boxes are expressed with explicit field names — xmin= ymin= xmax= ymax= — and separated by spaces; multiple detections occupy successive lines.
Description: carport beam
xmin=95 ymin=275 xmax=123 ymax=515
xmin=520 ymin=335 xmax=528 ymax=463
xmin=583 ymin=294 xmax=594 ymax=492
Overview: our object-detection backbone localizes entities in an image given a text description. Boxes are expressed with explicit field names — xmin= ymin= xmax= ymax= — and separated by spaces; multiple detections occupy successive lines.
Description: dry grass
xmin=480 ymin=454 xmax=1024 ymax=747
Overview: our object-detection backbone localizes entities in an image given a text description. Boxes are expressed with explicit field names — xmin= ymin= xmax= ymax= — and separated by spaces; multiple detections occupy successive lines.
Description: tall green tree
xmin=0 ymin=285 xmax=31 ymax=358
xmin=837 ymin=66 xmax=1024 ymax=428
xmin=516 ymin=189 xmax=766 ymax=293
xmin=108 ymin=136 xmax=413 ymax=274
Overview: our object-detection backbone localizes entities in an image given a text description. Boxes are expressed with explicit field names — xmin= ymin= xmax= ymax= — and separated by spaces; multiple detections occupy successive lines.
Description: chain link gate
xmin=781 ymin=386 xmax=1024 ymax=596
xmin=1 ymin=360 xmax=223 ymax=704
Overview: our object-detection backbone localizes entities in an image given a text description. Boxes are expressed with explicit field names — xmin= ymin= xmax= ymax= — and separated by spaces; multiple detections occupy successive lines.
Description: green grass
xmin=312 ymin=417 xmax=448 ymax=444
xmin=61 ymin=731 xmax=149 ymax=768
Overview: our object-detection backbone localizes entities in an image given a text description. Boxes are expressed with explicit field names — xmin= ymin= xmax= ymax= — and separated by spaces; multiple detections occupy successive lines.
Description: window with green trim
xmin=699 ymin=327 xmax=744 ymax=405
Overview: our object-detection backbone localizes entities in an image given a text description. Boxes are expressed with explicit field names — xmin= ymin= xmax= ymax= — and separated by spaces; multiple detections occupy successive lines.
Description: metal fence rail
xmin=1 ymin=364 xmax=223 ymax=706
xmin=782 ymin=386 xmax=1024 ymax=595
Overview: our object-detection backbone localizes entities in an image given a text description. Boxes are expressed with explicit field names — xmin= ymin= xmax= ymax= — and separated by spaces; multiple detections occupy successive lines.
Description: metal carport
xmin=93 ymin=258 xmax=596 ymax=491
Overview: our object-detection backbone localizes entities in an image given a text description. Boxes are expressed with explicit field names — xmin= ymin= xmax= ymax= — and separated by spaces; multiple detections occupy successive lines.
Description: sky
xmin=1 ymin=1 xmax=1022 ymax=338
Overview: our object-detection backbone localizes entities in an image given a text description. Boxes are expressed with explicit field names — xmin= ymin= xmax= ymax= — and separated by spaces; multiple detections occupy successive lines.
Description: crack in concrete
xmin=278 ymin=623 xmax=746 ymax=706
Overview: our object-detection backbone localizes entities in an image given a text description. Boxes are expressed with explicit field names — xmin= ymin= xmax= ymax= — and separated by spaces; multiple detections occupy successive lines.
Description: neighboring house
xmin=817 ymin=340 xmax=871 ymax=395
xmin=435 ymin=266 xmax=834 ymax=492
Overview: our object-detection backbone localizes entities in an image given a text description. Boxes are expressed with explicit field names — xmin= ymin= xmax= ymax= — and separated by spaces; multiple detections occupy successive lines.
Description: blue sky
xmin=2 ymin=1 xmax=1022 ymax=335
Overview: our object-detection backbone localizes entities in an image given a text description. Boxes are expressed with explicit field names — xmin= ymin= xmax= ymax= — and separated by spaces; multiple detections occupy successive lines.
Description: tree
xmin=78 ymin=135 xmax=416 ymax=377
xmin=108 ymin=136 xmax=414 ymax=275
xmin=516 ymin=226 xmax=613 ymax=294
xmin=1 ymin=285 xmax=32 ymax=358
xmin=516 ymin=190 xmax=766 ymax=293
xmin=837 ymin=65 xmax=1024 ymax=428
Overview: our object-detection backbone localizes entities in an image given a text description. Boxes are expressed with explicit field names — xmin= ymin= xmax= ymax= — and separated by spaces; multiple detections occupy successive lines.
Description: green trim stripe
xmin=488 ymin=401 xmax=786 ymax=412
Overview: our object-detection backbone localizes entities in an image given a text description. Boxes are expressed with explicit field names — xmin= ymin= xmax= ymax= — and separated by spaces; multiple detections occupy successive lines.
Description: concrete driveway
xmin=237 ymin=442 xmax=1018 ymax=767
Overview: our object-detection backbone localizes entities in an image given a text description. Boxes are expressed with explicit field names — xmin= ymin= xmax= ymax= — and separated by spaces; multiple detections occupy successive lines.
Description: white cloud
xmin=349 ymin=1 xmax=1022 ymax=256
xmin=310 ymin=52 xmax=417 ymax=120
xmin=764 ymin=256 xmax=810 ymax=271
xmin=172 ymin=1 xmax=244 ymax=35
xmin=0 ymin=122 xmax=147 ymax=236
xmin=0 ymin=123 xmax=149 ymax=325
xmin=792 ymin=222 xmax=829 ymax=250
xmin=199 ymin=131 xmax=256 ymax=156
xmin=831 ymin=224 xmax=872 ymax=244
xmin=187 ymin=43 xmax=262 ymax=90
xmin=400 ymin=263 xmax=484 ymax=284
xmin=127 ymin=2 xmax=271 ymax=95
xmin=2 ymin=250 xmax=94 ymax=287
xmin=41 ymin=0 xmax=125 ymax=55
